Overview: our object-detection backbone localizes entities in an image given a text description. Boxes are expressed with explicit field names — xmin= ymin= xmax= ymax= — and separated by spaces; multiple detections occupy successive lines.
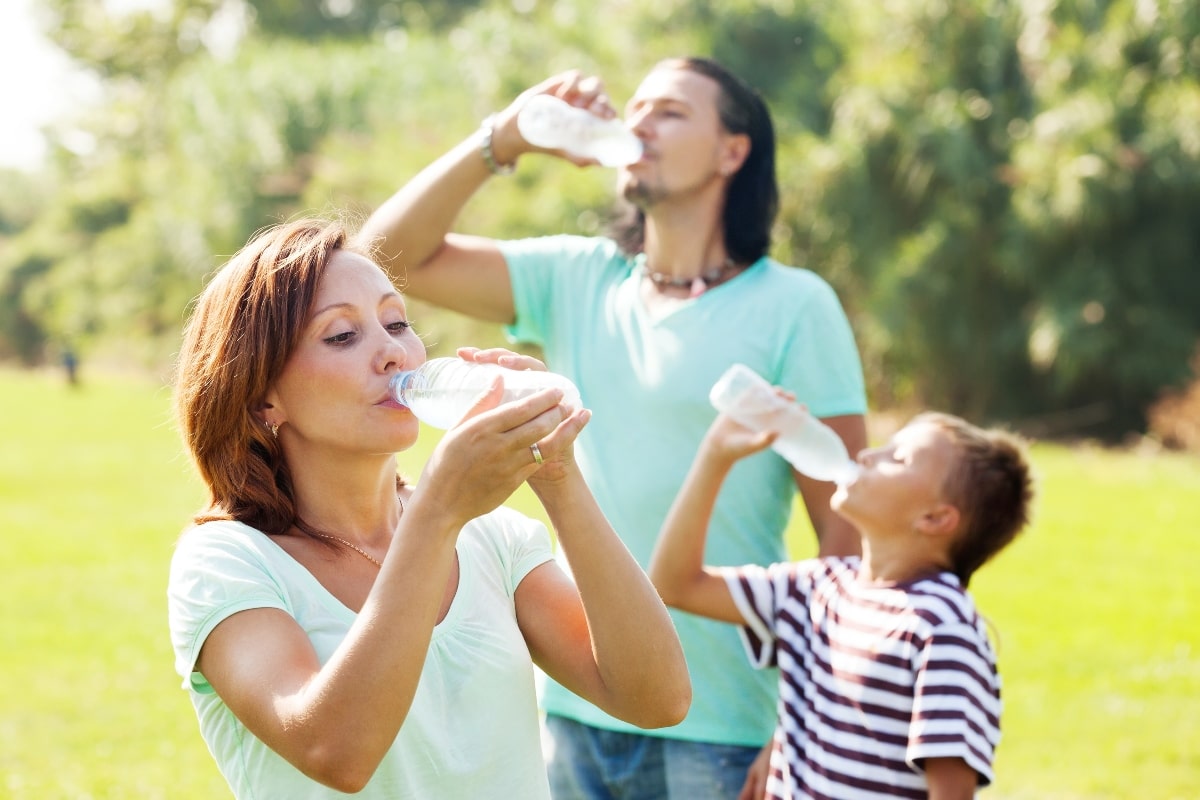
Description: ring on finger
xmin=530 ymin=442 xmax=544 ymax=465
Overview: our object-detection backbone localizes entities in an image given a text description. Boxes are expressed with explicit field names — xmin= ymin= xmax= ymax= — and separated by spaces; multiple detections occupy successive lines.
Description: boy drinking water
xmin=649 ymin=410 xmax=1034 ymax=799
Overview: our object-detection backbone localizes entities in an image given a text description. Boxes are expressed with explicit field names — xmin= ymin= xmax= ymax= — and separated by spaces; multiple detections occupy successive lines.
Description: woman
xmin=167 ymin=219 xmax=690 ymax=798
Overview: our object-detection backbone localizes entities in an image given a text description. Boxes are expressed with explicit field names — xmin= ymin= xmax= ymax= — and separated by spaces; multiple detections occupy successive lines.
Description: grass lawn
xmin=1 ymin=367 xmax=1197 ymax=798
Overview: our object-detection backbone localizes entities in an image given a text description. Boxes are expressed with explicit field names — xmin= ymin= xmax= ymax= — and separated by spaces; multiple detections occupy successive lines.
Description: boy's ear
xmin=916 ymin=503 xmax=960 ymax=537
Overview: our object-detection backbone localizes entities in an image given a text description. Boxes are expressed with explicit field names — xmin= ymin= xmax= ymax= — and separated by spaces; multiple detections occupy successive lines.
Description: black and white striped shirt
xmin=723 ymin=557 xmax=1001 ymax=799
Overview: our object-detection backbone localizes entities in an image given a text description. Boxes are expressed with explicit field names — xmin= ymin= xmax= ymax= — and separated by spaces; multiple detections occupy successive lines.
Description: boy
xmin=649 ymin=411 xmax=1034 ymax=799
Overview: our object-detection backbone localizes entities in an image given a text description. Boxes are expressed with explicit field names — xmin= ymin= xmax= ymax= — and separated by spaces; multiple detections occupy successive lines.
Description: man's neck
xmin=641 ymin=195 xmax=727 ymax=278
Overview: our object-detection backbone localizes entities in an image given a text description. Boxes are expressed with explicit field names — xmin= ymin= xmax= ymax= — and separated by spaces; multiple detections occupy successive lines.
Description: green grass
xmin=967 ymin=446 xmax=1200 ymax=800
xmin=1 ymin=367 xmax=1197 ymax=798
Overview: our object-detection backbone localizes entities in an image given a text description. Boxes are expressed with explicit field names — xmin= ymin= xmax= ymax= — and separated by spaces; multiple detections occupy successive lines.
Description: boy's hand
xmin=702 ymin=412 xmax=778 ymax=465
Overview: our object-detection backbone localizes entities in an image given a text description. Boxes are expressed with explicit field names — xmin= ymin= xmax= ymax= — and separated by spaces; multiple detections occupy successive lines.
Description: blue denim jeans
xmin=545 ymin=714 xmax=762 ymax=800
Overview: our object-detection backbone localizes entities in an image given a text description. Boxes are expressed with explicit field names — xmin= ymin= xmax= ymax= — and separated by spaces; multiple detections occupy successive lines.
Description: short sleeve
xmin=907 ymin=621 xmax=1003 ymax=786
xmin=166 ymin=522 xmax=290 ymax=692
xmin=467 ymin=506 xmax=556 ymax=596
xmin=720 ymin=561 xmax=811 ymax=670
xmin=775 ymin=274 xmax=867 ymax=419
xmin=499 ymin=235 xmax=626 ymax=347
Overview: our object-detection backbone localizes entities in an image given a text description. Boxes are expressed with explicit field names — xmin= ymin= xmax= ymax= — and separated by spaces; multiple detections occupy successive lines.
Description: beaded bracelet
xmin=480 ymin=114 xmax=516 ymax=175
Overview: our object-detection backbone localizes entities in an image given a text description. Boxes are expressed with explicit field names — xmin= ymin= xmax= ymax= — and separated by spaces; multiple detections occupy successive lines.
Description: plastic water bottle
xmin=709 ymin=364 xmax=859 ymax=485
xmin=517 ymin=94 xmax=643 ymax=167
xmin=389 ymin=357 xmax=582 ymax=430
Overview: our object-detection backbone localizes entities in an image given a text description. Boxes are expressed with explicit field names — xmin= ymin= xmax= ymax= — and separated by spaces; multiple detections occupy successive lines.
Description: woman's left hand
xmin=455 ymin=346 xmax=587 ymax=483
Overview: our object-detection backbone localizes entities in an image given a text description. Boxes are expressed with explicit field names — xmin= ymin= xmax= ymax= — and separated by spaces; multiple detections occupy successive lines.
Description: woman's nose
xmin=376 ymin=333 xmax=412 ymax=374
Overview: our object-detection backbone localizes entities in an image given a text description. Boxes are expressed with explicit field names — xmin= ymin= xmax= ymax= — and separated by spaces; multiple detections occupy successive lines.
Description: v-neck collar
xmin=255 ymin=526 xmax=467 ymax=635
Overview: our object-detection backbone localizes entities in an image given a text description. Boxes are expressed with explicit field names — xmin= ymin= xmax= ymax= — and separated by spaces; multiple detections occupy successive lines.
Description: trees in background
xmin=1 ymin=0 xmax=1197 ymax=439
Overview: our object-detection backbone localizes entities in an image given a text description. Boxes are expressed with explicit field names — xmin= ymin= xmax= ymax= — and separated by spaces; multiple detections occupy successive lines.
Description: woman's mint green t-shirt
xmin=167 ymin=506 xmax=554 ymax=799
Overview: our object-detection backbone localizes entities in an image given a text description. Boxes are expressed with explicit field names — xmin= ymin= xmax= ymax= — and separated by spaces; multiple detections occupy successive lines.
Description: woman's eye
xmin=324 ymin=331 xmax=355 ymax=345
xmin=387 ymin=320 xmax=412 ymax=334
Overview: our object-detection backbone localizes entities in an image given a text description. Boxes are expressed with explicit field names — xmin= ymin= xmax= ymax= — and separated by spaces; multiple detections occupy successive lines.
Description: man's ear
xmin=917 ymin=503 xmax=961 ymax=538
xmin=719 ymin=133 xmax=751 ymax=177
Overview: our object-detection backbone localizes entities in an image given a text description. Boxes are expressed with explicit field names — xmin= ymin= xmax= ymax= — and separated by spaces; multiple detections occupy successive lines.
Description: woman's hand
xmin=456 ymin=346 xmax=587 ymax=484
xmin=411 ymin=347 xmax=584 ymax=524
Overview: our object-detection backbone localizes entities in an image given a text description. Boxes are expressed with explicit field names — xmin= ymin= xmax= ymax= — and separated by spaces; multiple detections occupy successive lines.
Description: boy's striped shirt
xmin=722 ymin=556 xmax=1001 ymax=800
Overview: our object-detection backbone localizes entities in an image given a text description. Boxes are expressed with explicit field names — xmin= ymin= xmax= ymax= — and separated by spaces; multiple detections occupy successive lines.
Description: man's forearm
xmin=357 ymin=132 xmax=493 ymax=270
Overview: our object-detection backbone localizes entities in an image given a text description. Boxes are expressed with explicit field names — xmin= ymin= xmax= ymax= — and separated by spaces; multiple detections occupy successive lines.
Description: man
xmin=358 ymin=57 xmax=869 ymax=800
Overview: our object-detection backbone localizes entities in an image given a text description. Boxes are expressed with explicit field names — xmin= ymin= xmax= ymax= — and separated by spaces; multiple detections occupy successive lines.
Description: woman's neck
xmin=288 ymin=455 xmax=404 ymax=544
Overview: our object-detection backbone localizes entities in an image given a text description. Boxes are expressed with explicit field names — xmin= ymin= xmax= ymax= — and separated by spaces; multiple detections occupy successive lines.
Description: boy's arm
xmin=649 ymin=416 xmax=776 ymax=624
xmin=924 ymin=757 xmax=978 ymax=800
xmin=797 ymin=412 xmax=867 ymax=558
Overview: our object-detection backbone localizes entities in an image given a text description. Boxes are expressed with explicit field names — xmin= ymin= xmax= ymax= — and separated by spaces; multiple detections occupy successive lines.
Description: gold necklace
xmin=307 ymin=531 xmax=383 ymax=567
xmin=302 ymin=497 xmax=404 ymax=569
xmin=643 ymin=258 xmax=738 ymax=298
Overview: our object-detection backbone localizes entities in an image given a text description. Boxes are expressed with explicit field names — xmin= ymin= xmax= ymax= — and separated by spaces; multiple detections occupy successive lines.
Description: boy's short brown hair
xmin=914 ymin=412 xmax=1035 ymax=587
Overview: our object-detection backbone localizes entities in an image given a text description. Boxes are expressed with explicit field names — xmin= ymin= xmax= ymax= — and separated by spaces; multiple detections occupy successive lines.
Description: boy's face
xmin=833 ymin=421 xmax=961 ymax=535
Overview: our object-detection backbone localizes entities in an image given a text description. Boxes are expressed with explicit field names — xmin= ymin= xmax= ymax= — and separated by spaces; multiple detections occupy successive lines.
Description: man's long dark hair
xmin=610 ymin=57 xmax=779 ymax=264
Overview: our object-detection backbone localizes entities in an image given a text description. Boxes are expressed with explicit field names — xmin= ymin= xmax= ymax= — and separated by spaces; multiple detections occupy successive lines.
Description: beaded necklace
xmin=643 ymin=258 xmax=740 ymax=298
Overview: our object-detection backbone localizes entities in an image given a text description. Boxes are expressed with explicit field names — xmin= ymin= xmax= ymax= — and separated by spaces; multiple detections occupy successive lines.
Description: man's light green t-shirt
xmin=501 ymin=235 xmax=867 ymax=747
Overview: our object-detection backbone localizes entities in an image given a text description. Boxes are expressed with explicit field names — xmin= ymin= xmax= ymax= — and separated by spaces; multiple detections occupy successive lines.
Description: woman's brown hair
xmin=174 ymin=218 xmax=401 ymax=535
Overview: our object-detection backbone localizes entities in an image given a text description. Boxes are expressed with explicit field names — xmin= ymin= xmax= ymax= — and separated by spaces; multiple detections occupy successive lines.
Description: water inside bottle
xmin=710 ymin=363 xmax=860 ymax=484
xmin=517 ymin=95 xmax=642 ymax=167
xmin=389 ymin=358 xmax=582 ymax=430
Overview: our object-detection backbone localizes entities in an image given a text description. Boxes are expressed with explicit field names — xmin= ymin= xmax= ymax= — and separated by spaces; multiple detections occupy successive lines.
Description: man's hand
xmin=737 ymin=742 xmax=771 ymax=800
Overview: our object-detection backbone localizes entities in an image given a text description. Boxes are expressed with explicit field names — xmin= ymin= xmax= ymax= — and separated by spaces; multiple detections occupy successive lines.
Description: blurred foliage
xmin=2 ymin=0 xmax=1198 ymax=439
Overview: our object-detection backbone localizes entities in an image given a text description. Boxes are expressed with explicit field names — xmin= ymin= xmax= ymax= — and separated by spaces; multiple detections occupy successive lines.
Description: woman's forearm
xmin=275 ymin=508 xmax=461 ymax=788
xmin=532 ymin=471 xmax=691 ymax=726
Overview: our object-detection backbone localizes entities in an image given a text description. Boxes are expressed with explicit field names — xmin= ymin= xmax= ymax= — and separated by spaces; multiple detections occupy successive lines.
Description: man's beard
xmin=620 ymin=175 xmax=665 ymax=210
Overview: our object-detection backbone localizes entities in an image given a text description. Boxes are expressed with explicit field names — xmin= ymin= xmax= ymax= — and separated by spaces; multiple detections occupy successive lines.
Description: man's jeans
xmin=545 ymin=713 xmax=762 ymax=799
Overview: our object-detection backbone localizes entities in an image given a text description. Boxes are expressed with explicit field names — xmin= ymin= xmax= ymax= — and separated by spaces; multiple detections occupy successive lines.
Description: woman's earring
xmin=267 ymin=421 xmax=279 ymax=439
